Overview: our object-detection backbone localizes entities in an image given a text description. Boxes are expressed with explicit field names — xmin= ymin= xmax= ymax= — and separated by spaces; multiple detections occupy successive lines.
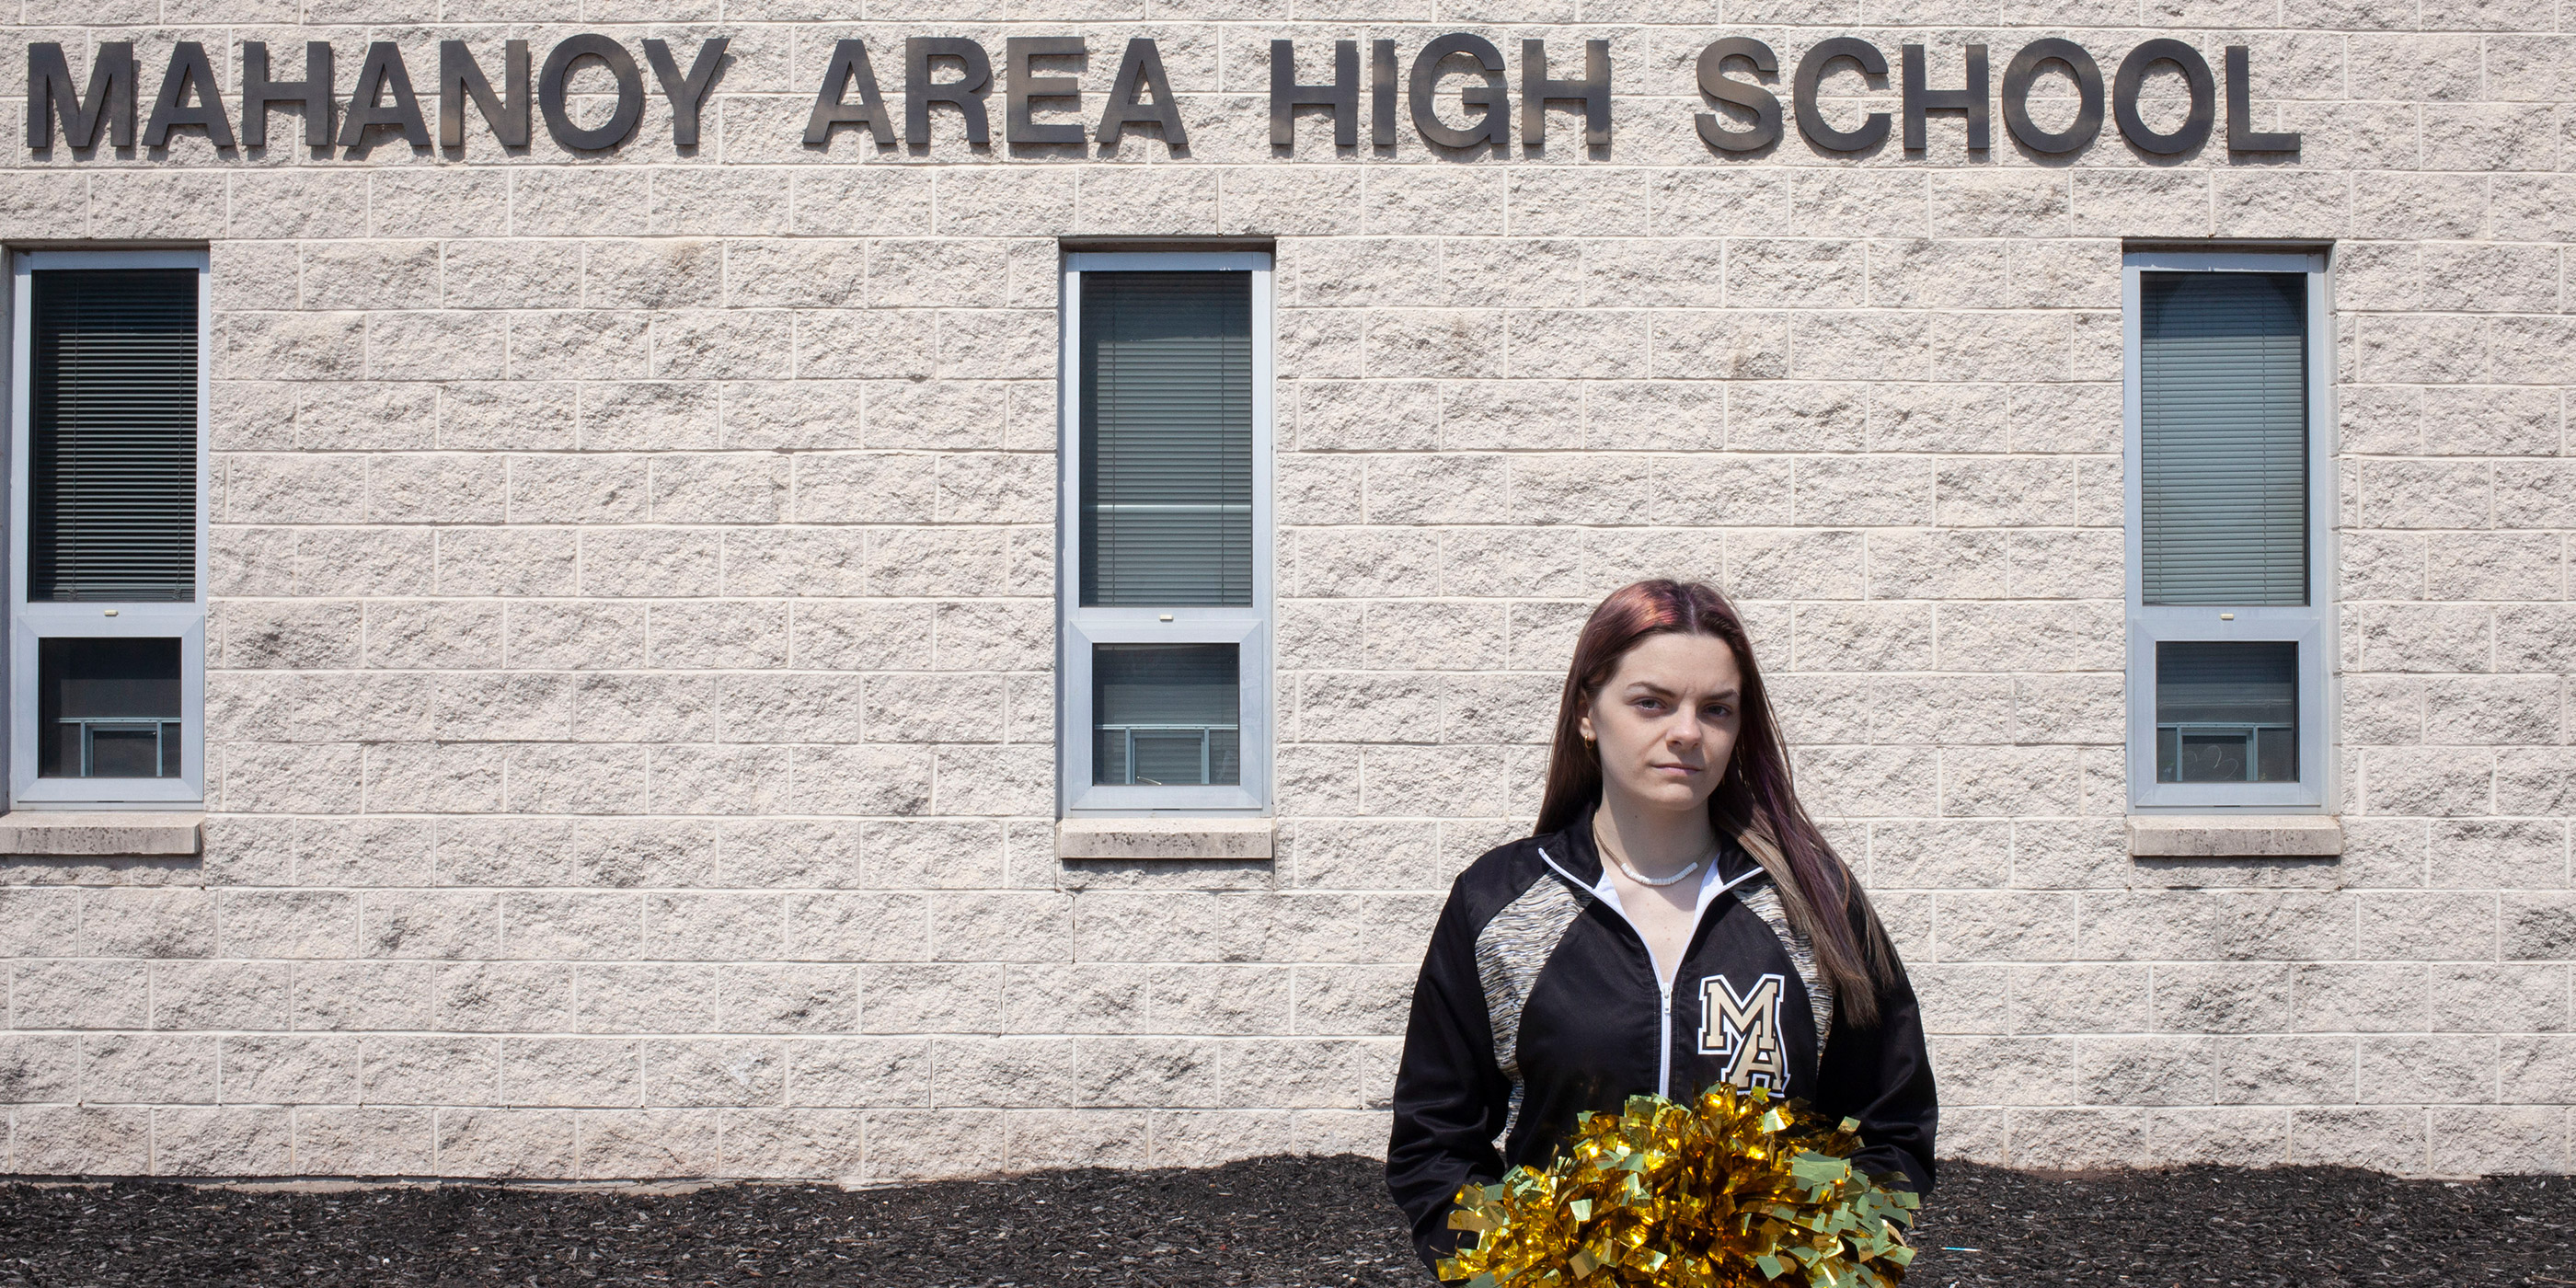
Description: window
xmin=1058 ymin=252 xmax=1271 ymax=814
xmin=2123 ymin=250 xmax=2331 ymax=811
xmin=9 ymin=250 xmax=208 ymax=807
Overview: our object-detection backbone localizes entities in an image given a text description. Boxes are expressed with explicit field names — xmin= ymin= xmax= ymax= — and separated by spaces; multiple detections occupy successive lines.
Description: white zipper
xmin=1653 ymin=976 xmax=1673 ymax=1098
xmin=1539 ymin=845 xmax=1765 ymax=1098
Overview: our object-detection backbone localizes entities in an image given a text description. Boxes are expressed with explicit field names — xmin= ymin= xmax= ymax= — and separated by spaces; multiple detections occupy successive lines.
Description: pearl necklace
xmin=1614 ymin=855 xmax=1699 ymax=887
xmin=1594 ymin=822 xmax=1707 ymax=888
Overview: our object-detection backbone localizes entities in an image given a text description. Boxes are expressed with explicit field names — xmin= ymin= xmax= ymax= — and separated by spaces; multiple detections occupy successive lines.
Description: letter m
xmin=29 ymin=41 xmax=137 ymax=151
xmin=1697 ymin=972 xmax=1788 ymax=1089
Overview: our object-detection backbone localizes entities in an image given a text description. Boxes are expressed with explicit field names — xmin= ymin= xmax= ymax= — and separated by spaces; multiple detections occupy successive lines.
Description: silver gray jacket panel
xmin=1739 ymin=881 xmax=1834 ymax=1053
xmin=1470 ymin=873 xmax=1588 ymax=1139
xmin=1467 ymin=865 xmax=1833 ymax=1147
xmin=1472 ymin=874 xmax=1588 ymax=1083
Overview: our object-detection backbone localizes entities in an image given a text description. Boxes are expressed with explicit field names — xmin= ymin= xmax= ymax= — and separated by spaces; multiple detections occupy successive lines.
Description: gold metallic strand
xmin=1437 ymin=1087 xmax=1918 ymax=1288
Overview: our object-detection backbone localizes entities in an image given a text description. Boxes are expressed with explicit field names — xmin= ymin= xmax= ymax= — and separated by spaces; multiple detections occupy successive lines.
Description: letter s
xmin=1696 ymin=38 xmax=1781 ymax=153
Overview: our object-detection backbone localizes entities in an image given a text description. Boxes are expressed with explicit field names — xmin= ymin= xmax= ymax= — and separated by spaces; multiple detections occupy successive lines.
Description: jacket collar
xmin=1541 ymin=797 xmax=1762 ymax=893
xmin=1547 ymin=797 xmax=1607 ymax=886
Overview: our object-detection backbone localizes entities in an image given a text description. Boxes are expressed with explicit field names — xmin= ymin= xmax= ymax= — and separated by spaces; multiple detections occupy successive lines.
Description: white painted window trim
xmin=7 ymin=248 xmax=210 ymax=810
xmin=1057 ymin=250 xmax=1274 ymax=818
xmin=2122 ymin=247 xmax=2337 ymax=813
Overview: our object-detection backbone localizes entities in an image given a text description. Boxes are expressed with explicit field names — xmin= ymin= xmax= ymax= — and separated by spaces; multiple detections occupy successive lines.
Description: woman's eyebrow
xmin=1624 ymin=682 xmax=1741 ymax=702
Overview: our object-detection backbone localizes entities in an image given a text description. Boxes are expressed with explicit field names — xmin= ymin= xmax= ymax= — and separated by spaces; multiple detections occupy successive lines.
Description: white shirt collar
xmin=1591 ymin=849 xmax=1730 ymax=919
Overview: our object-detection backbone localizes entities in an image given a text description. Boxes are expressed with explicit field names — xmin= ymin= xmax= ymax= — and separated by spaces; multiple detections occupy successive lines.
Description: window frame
xmin=2122 ymin=247 xmax=2335 ymax=813
xmin=7 ymin=248 xmax=210 ymax=809
xmin=1057 ymin=250 xmax=1274 ymax=817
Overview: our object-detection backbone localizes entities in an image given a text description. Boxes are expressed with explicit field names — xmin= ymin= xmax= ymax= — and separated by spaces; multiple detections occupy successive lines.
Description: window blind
xmin=2138 ymin=271 xmax=2307 ymax=606
xmin=1079 ymin=271 xmax=1253 ymax=607
xmin=30 ymin=268 xmax=199 ymax=603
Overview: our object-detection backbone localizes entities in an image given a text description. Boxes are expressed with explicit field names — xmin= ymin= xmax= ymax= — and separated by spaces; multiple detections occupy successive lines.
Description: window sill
xmin=0 ymin=811 xmax=203 ymax=857
xmin=1055 ymin=817 xmax=1274 ymax=861
xmin=2125 ymin=814 xmax=2342 ymax=858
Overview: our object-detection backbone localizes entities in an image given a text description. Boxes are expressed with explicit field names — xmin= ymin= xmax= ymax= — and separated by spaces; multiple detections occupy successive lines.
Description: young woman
xmin=1385 ymin=579 xmax=1938 ymax=1273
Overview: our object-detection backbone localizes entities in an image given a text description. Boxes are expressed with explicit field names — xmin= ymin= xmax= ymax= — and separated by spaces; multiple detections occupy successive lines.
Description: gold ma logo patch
xmin=1696 ymin=972 xmax=1788 ymax=1089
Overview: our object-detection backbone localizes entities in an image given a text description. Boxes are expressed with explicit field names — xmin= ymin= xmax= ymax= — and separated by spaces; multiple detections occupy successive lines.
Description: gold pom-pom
xmin=1434 ymin=1085 xmax=1919 ymax=1288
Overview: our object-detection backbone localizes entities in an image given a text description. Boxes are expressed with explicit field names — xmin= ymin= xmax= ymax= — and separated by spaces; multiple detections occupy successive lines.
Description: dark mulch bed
xmin=3 ymin=1156 xmax=2572 ymax=1286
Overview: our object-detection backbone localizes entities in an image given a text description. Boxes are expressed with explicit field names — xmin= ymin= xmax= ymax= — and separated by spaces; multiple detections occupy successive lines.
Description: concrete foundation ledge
xmin=1056 ymin=817 xmax=1275 ymax=860
xmin=0 ymin=811 xmax=205 ymax=857
xmin=2126 ymin=814 xmax=2343 ymax=858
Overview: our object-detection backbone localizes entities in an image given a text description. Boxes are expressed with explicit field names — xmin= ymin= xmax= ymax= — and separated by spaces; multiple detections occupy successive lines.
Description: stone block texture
xmin=1 ymin=6 xmax=2570 ymax=1181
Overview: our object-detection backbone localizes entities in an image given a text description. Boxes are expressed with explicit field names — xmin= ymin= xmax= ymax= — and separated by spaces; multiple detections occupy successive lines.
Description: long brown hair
xmin=1535 ymin=579 xmax=1902 ymax=1027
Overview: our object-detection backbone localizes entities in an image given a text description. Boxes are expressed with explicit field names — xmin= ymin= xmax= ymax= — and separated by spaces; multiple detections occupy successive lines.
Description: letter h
xmin=1522 ymin=39 xmax=1609 ymax=146
xmin=1902 ymin=42 xmax=1988 ymax=151
xmin=242 ymin=41 xmax=334 ymax=148
xmin=1270 ymin=40 xmax=1357 ymax=147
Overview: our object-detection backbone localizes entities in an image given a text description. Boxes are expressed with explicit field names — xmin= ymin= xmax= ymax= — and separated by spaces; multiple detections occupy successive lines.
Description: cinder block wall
xmin=0 ymin=5 xmax=2570 ymax=1180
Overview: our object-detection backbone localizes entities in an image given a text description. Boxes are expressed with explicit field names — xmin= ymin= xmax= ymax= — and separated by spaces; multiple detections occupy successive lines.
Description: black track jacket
xmin=1385 ymin=802 xmax=1938 ymax=1273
